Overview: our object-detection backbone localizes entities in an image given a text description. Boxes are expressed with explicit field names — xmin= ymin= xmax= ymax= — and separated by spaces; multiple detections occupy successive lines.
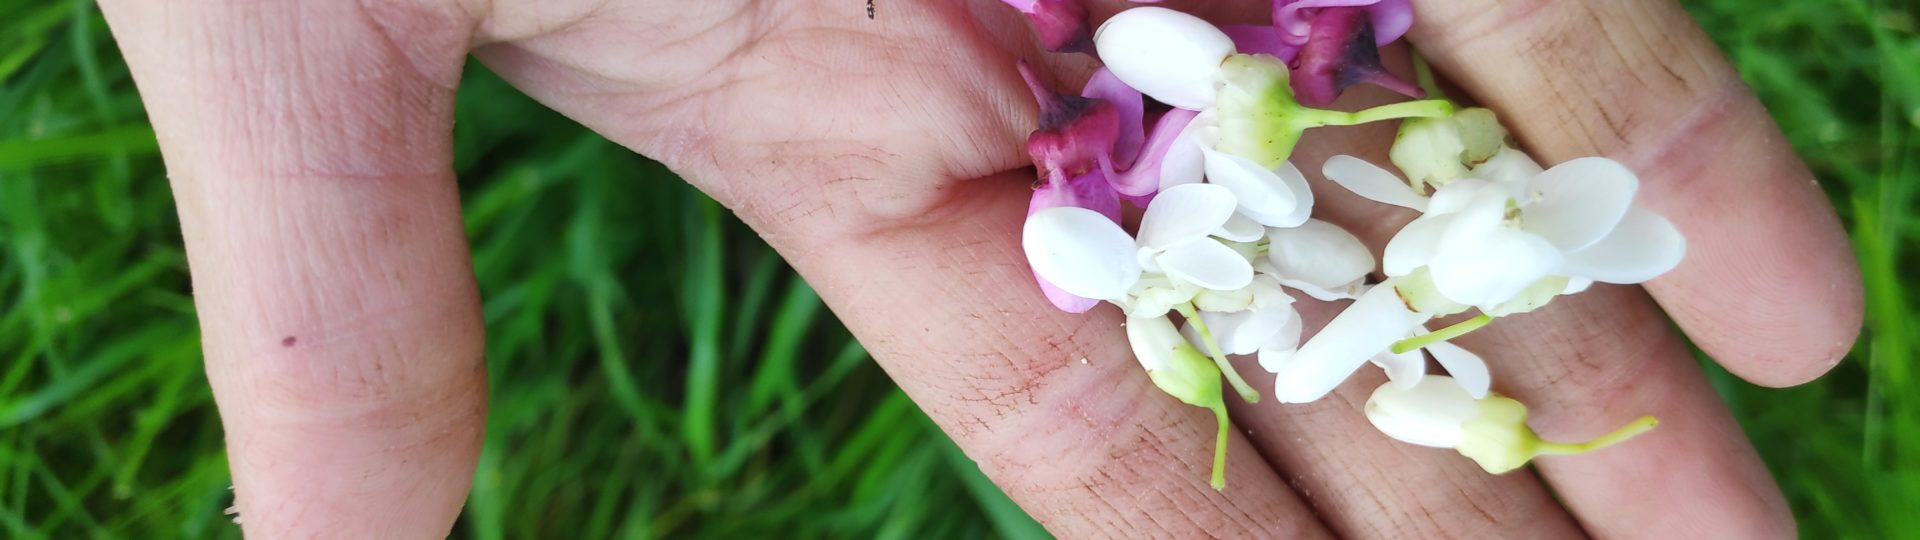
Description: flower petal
xmin=1215 ymin=213 xmax=1267 ymax=243
xmin=1424 ymin=340 xmax=1490 ymax=399
xmin=1094 ymin=7 xmax=1236 ymax=110
xmin=1027 ymin=169 xmax=1121 ymax=223
xmin=1201 ymin=306 xmax=1298 ymax=355
xmin=1266 ymin=219 xmax=1375 ymax=300
xmin=1160 ymin=114 xmax=1209 ymax=191
xmin=1082 ymin=68 xmax=1146 ymax=169
xmin=1003 ymin=0 xmax=1093 ymax=53
xmin=1521 ymin=157 xmax=1639 ymax=252
xmin=1428 ymin=191 xmax=1563 ymax=307
xmin=1202 ymin=147 xmax=1310 ymax=227
xmin=1322 ymin=155 xmax=1427 ymax=210
xmin=1035 ymin=273 xmax=1101 ymax=313
xmin=1382 ymin=214 xmax=1450 ymax=276
xmin=1370 ymin=346 xmax=1427 ymax=389
xmin=1256 ymin=315 xmax=1306 ymax=373
xmin=1111 ymin=108 xmax=1200 ymax=197
xmin=1158 ymin=239 xmax=1255 ymax=291
xmin=1558 ymin=207 xmax=1687 ymax=284
xmin=1220 ymin=23 xmax=1300 ymax=62
xmin=1138 ymin=183 xmax=1238 ymax=249
xmin=1470 ymin=146 xmax=1542 ymax=190
xmin=1023 ymin=207 xmax=1142 ymax=300
xmin=1273 ymin=284 xmax=1431 ymax=403
xmin=1364 ymin=375 xmax=1480 ymax=448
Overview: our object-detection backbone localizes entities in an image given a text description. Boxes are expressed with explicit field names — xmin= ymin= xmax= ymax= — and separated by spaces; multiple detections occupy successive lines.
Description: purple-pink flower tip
xmin=1002 ymin=0 xmax=1093 ymax=54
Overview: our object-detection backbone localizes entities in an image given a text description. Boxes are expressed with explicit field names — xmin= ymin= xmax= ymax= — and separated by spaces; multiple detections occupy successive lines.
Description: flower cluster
xmin=1002 ymin=1 xmax=1682 ymax=489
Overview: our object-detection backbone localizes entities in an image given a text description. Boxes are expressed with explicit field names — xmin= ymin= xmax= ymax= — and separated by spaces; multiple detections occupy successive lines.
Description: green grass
xmin=0 ymin=0 xmax=1914 ymax=537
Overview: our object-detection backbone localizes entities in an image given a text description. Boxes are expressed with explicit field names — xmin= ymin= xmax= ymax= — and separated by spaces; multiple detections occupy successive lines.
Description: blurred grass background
xmin=0 ymin=0 xmax=1913 ymax=537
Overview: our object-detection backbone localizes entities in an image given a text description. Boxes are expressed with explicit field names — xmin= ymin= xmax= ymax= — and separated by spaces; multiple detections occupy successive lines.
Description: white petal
xmin=1273 ymin=284 xmax=1431 ymax=403
xmin=1322 ymin=155 xmax=1428 ymax=210
xmin=1256 ymin=315 xmax=1305 ymax=373
xmin=1424 ymin=341 xmax=1490 ymax=399
xmin=1127 ymin=315 xmax=1188 ymax=372
xmin=1428 ymin=191 xmax=1563 ymax=307
xmin=1023 ymin=207 xmax=1141 ymax=300
xmin=1266 ymin=219 xmax=1376 ymax=301
xmin=1364 ymin=376 xmax=1480 ymax=448
xmin=1215 ymin=306 xmax=1298 ymax=355
xmin=1093 ymin=7 xmax=1235 ymax=110
xmin=1272 ymin=161 xmax=1317 ymax=227
xmin=1124 ymin=275 xmax=1201 ymax=318
xmin=1201 ymin=148 xmax=1308 ymax=227
xmin=1470 ymin=146 xmax=1543 ymax=189
xmin=1521 ymin=157 xmax=1639 ymax=252
xmin=1157 ymin=239 xmax=1254 ymax=291
xmin=1382 ymin=214 xmax=1451 ymax=277
xmin=1161 ymin=116 xmax=1209 ymax=190
xmin=1370 ymin=347 xmax=1427 ymax=389
xmin=1215 ymin=213 xmax=1266 ymax=242
xmin=1191 ymin=286 xmax=1255 ymax=313
xmin=1558 ymin=207 xmax=1686 ymax=284
xmin=1563 ymin=277 xmax=1594 ymax=294
xmin=1138 ymin=183 xmax=1238 ymax=250
xmin=1424 ymin=178 xmax=1490 ymax=215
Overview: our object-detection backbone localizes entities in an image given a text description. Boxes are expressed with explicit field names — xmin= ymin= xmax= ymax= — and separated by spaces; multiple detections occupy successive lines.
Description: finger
xmin=755 ymin=173 xmax=1336 ymax=537
xmin=1407 ymin=0 xmax=1863 ymax=386
xmin=100 ymin=1 xmax=485 ymax=537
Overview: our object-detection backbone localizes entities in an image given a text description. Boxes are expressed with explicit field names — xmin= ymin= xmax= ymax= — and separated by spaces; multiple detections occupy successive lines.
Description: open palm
xmin=100 ymin=0 xmax=1861 ymax=537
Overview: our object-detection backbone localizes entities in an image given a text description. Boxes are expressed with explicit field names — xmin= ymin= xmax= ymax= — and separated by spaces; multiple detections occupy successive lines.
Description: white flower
xmin=1323 ymin=152 xmax=1686 ymax=313
xmin=1096 ymin=9 xmax=1320 ymax=227
xmin=1265 ymin=281 xmax=1494 ymax=404
xmin=1365 ymin=375 xmax=1659 ymax=474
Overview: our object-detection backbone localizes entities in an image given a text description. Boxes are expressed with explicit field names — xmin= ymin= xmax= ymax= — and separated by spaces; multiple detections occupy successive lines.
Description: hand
xmin=98 ymin=0 xmax=1861 ymax=537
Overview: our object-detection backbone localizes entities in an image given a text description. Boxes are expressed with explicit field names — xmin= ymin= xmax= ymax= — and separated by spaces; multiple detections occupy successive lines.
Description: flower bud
xmin=1366 ymin=376 xmax=1659 ymax=474
xmin=1389 ymin=107 xmax=1509 ymax=192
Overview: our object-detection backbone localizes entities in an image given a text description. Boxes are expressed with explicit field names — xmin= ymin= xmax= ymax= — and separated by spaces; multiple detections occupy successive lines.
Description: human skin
xmin=96 ymin=0 xmax=1861 ymax=537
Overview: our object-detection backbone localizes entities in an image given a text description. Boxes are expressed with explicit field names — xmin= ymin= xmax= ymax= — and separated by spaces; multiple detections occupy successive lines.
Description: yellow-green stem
xmin=1297 ymin=99 xmax=1454 ymax=128
xmin=1391 ymin=313 xmax=1494 ymax=354
xmin=1209 ymin=404 xmax=1229 ymax=490
xmin=1537 ymin=416 xmax=1660 ymax=455
xmin=1412 ymin=51 xmax=1447 ymax=100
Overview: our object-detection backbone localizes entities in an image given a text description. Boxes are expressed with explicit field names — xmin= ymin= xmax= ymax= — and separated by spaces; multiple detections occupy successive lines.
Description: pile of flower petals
xmin=1001 ymin=0 xmax=1682 ymax=489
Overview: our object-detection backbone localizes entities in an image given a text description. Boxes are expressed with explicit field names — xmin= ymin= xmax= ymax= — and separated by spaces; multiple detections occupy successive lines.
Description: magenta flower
xmin=1273 ymin=0 xmax=1413 ymax=47
xmin=1289 ymin=5 xmax=1424 ymax=106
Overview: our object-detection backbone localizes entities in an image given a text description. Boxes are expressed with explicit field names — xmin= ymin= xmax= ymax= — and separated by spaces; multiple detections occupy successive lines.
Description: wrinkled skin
xmin=100 ymin=0 xmax=1861 ymax=537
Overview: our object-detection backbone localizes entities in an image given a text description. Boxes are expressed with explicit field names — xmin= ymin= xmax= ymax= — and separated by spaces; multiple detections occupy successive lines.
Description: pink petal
xmin=1081 ymin=68 xmax=1146 ymax=170
xmin=1220 ymin=24 xmax=1300 ymax=63
xmin=1288 ymin=7 xmax=1423 ymax=107
xmin=1003 ymin=0 xmax=1092 ymax=53
xmin=1109 ymin=108 xmax=1198 ymax=198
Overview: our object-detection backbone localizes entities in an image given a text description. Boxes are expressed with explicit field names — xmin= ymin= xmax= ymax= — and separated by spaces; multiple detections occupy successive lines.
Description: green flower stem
xmin=1412 ymin=51 xmax=1447 ymax=100
xmin=1295 ymin=99 xmax=1455 ymax=128
xmin=1390 ymin=313 xmax=1493 ymax=354
xmin=1176 ymin=303 xmax=1262 ymax=404
xmin=1209 ymin=403 xmax=1230 ymax=490
xmin=1537 ymin=416 xmax=1660 ymax=455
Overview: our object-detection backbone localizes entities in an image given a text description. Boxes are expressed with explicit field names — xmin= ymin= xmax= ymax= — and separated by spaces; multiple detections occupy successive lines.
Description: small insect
xmin=866 ymin=0 xmax=875 ymax=19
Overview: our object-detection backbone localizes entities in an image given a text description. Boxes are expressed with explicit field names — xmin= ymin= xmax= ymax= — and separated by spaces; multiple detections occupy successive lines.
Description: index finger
xmin=1408 ymin=0 xmax=1864 ymax=386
